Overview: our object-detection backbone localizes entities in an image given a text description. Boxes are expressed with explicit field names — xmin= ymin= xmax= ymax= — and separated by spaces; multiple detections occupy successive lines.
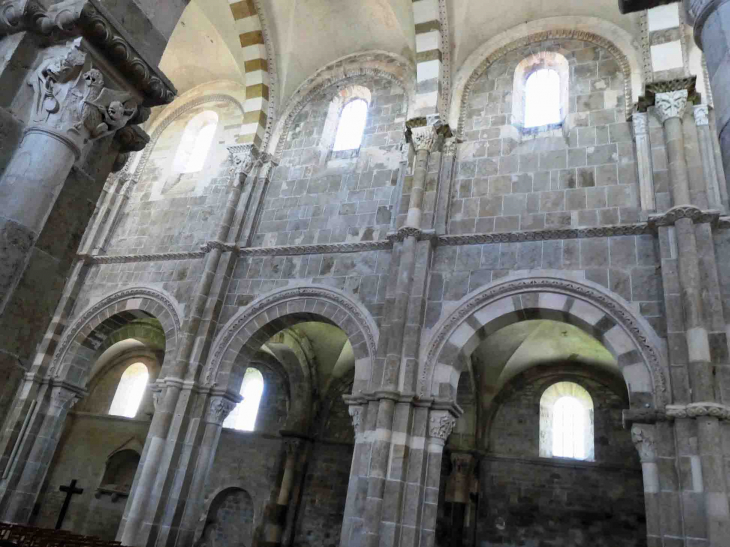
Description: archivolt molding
xmin=47 ymin=286 xmax=183 ymax=380
xmin=268 ymin=51 xmax=416 ymax=159
xmin=421 ymin=274 xmax=668 ymax=406
xmin=252 ymin=0 xmax=278 ymax=151
xmin=204 ymin=284 xmax=379 ymax=386
xmin=450 ymin=17 xmax=644 ymax=136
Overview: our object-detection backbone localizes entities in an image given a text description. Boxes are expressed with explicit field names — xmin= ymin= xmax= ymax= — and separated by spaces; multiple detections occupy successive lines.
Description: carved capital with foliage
xmin=693 ymin=104 xmax=710 ymax=126
xmin=428 ymin=411 xmax=457 ymax=441
xmin=631 ymin=423 xmax=657 ymax=463
xmin=228 ymin=144 xmax=261 ymax=185
xmin=207 ymin=397 xmax=237 ymax=425
xmin=654 ymin=90 xmax=688 ymax=124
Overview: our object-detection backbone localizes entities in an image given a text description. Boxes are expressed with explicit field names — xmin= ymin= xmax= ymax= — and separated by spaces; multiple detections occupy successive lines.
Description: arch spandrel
xmin=421 ymin=273 xmax=669 ymax=408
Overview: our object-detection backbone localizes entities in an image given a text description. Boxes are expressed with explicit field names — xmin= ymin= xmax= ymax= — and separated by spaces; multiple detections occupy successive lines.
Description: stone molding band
xmin=0 ymin=0 xmax=176 ymax=106
xmin=624 ymin=402 xmax=730 ymax=425
xmin=79 ymin=213 xmax=730 ymax=265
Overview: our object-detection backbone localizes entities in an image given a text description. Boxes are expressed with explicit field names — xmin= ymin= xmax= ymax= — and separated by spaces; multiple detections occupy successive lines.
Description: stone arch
xmin=196 ymin=486 xmax=255 ymax=547
xmin=449 ymin=16 xmax=645 ymax=136
xmin=204 ymin=284 xmax=378 ymax=396
xmin=47 ymin=287 xmax=182 ymax=388
xmin=267 ymin=50 xmax=416 ymax=158
xmin=421 ymin=273 xmax=669 ymax=408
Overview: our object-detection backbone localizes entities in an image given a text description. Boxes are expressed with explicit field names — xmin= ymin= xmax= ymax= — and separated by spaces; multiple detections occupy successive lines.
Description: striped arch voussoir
xmin=204 ymin=285 xmax=379 ymax=391
xmin=422 ymin=276 xmax=668 ymax=408
xmin=47 ymin=288 xmax=182 ymax=386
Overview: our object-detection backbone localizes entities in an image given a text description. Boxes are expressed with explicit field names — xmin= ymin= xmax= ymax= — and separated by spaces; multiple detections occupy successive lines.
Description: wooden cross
xmin=55 ymin=479 xmax=83 ymax=530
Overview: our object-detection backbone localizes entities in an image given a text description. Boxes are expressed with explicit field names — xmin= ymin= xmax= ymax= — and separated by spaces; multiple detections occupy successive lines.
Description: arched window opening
xmin=333 ymin=99 xmax=368 ymax=151
xmin=173 ymin=110 xmax=218 ymax=174
xmin=109 ymin=362 xmax=149 ymax=418
xmin=524 ymin=69 xmax=561 ymax=128
xmin=539 ymin=381 xmax=594 ymax=461
xmin=223 ymin=367 xmax=264 ymax=431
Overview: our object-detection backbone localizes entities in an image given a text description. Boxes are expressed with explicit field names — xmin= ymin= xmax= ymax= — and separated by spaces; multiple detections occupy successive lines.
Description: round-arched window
xmin=539 ymin=381 xmax=594 ymax=461
xmin=333 ymin=99 xmax=368 ymax=151
xmin=172 ymin=110 xmax=219 ymax=174
xmin=223 ymin=368 xmax=265 ymax=431
xmin=524 ymin=69 xmax=562 ymax=128
xmin=108 ymin=362 xmax=149 ymax=418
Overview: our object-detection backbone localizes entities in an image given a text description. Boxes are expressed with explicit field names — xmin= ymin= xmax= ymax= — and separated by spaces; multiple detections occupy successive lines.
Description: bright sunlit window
xmin=539 ymin=381 xmax=594 ymax=461
xmin=333 ymin=99 xmax=368 ymax=151
xmin=173 ymin=111 xmax=218 ymax=174
xmin=524 ymin=69 xmax=561 ymax=128
xmin=223 ymin=368 xmax=264 ymax=431
xmin=109 ymin=362 xmax=149 ymax=418
xmin=552 ymin=396 xmax=586 ymax=459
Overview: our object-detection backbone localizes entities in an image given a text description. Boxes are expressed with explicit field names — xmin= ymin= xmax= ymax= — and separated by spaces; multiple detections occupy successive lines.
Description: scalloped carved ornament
xmin=648 ymin=205 xmax=720 ymax=227
xmin=665 ymin=402 xmax=730 ymax=421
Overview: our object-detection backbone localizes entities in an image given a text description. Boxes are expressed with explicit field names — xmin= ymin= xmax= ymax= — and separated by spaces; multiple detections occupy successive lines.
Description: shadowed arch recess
xmin=204 ymin=285 xmax=378 ymax=395
xmin=422 ymin=274 xmax=668 ymax=408
xmin=47 ymin=287 xmax=182 ymax=387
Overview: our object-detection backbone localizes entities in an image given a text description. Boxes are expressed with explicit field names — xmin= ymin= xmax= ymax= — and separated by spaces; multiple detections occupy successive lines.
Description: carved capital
xmin=631 ymin=423 xmax=657 ymax=463
xmin=348 ymin=405 xmax=363 ymax=432
xmin=409 ymin=125 xmax=437 ymax=152
xmin=693 ymin=104 xmax=710 ymax=126
xmin=632 ymin=112 xmax=649 ymax=136
xmin=284 ymin=438 xmax=303 ymax=457
xmin=207 ymin=397 xmax=237 ymax=425
xmin=428 ymin=412 xmax=457 ymax=441
xmin=228 ymin=144 xmax=260 ymax=185
xmin=27 ymin=42 xmax=139 ymax=156
xmin=654 ymin=90 xmax=689 ymax=124
xmin=443 ymin=138 xmax=459 ymax=157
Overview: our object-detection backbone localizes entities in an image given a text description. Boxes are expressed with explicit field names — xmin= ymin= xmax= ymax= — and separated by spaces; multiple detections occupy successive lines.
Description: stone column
xmin=177 ymin=393 xmax=237 ymax=547
xmin=632 ymin=113 xmax=656 ymax=211
xmin=263 ymin=437 xmax=303 ymax=547
xmin=655 ymin=89 xmax=692 ymax=206
xmin=694 ymin=104 xmax=726 ymax=208
xmin=434 ymin=138 xmax=459 ymax=234
xmin=118 ymin=146 xmax=260 ymax=547
xmin=445 ymin=452 xmax=473 ymax=547
xmin=630 ymin=424 xmax=661 ymax=543
xmin=684 ymin=0 xmax=730 ymax=187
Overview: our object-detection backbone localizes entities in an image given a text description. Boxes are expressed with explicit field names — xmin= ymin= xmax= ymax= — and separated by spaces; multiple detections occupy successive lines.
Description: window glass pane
xmin=552 ymin=396 xmax=585 ymax=459
xmin=333 ymin=100 xmax=368 ymax=151
xmin=524 ymin=69 xmax=561 ymax=128
xmin=109 ymin=362 xmax=149 ymax=418
xmin=223 ymin=368 xmax=265 ymax=431
xmin=173 ymin=111 xmax=218 ymax=174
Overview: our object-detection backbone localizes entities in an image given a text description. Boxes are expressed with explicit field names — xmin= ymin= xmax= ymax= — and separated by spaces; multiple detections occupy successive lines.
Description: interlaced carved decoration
xmin=665 ymin=402 xmax=730 ymax=421
xmin=648 ymin=205 xmax=720 ymax=226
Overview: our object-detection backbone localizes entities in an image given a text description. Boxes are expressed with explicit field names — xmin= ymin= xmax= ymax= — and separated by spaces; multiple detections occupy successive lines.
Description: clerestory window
xmin=223 ymin=367 xmax=265 ymax=431
xmin=524 ymin=69 xmax=562 ymax=128
xmin=109 ymin=362 xmax=149 ymax=418
xmin=333 ymin=99 xmax=368 ymax=151
xmin=173 ymin=110 xmax=219 ymax=174
xmin=539 ymin=381 xmax=594 ymax=461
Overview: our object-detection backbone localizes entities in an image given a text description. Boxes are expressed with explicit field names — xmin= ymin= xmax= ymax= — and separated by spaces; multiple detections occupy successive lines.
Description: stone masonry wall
xmin=455 ymin=39 xmax=639 ymax=235
xmin=476 ymin=374 xmax=646 ymax=546
xmin=253 ymin=76 xmax=406 ymax=247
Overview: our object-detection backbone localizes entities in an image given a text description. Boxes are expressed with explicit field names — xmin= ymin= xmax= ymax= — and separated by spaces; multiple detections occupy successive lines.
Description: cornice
xmin=437 ymin=223 xmax=652 ymax=245
xmin=2 ymin=0 xmax=176 ymax=106
xmin=648 ymin=205 xmax=721 ymax=227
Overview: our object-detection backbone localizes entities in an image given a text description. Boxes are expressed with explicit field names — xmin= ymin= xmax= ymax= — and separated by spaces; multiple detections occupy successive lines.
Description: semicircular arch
xmin=450 ymin=16 xmax=644 ymax=136
xmin=421 ymin=273 xmax=668 ymax=408
xmin=48 ymin=287 xmax=182 ymax=387
xmin=204 ymin=284 xmax=378 ymax=395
